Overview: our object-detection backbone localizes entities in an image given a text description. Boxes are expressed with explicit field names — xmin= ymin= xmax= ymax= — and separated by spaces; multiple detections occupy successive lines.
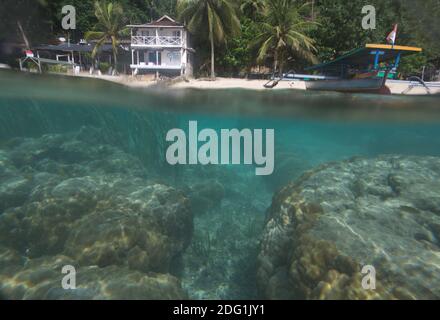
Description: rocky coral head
xmin=258 ymin=155 xmax=440 ymax=300
xmin=0 ymin=127 xmax=193 ymax=299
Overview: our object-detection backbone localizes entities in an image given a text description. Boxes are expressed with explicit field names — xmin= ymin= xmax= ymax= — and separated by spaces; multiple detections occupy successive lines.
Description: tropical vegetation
xmin=251 ymin=0 xmax=317 ymax=77
xmin=177 ymin=0 xmax=241 ymax=79
xmin=85 ymin=1 xmax=128 ymax=74
xmin=1 ymin=0 xmax=440 ymax=79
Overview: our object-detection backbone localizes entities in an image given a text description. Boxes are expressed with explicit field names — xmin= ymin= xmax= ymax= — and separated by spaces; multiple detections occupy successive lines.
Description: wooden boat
xmin=305 ymin=77 xmax=389 ymax=94
xmin=305 ymin=44 xmax=422 ymax=94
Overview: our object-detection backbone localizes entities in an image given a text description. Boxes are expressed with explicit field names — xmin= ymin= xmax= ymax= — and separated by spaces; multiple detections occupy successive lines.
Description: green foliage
xmin=216 ymin=18 xmax=260 ymax=76
xmin=310 ymin=0 xmax=397 ymax=61
xmin=311 ymin=0 xmax=440 ymax=73
xmin=3 ymin=0 xmax=440 ymax=76
xmin=251 ymin=0 xmax=317 ymax=75
xmin=399 ymin=0 xmax=440 ymax=65
xmin=98 ymin=61 xmax=111 ymax=73
xmin=177 ymin=0 xmax=241 ymax=78
xmin=85 ymin=1 xmax=129 ymax=74
xmin=240 ymin=0 xmax=265 ymax=18
xmin=399 ymin=55 xmax=431 ymax=78
xmin=24 ymin=60 xmax=39 ymax=72
xmin=46 ymin=64 xmax=69 ymax=74
xmin=0 ymin=0 xmax=51 ymax=45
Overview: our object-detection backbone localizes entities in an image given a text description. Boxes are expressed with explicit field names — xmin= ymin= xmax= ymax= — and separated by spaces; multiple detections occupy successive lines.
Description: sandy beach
xmin=77 ymin=73 xmax=304 ymax=90
xmin=74 ymin=72 xmax=440 ymax=95
xmin=171 ymin=77 xmax=306 ymax=90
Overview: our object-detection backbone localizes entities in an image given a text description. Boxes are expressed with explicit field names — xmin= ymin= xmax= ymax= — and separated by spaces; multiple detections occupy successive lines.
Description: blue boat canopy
xmin=306 ymin=44 xmax=422 ymax=71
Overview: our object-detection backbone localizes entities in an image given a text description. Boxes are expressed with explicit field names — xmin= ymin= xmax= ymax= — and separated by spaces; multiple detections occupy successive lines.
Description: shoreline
xmin=171 ymin=77 xmax=306 ymax=90
xmin=74 ymin=73 xmax=302 ymax=90
xmin=53 ymin=72 xmax=440 ymax=95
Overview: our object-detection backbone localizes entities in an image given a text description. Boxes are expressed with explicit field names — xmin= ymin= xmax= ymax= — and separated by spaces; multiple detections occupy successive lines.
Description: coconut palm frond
xmin=85 ymin=1 xmax=126 ymax=74
xmin=177 ymin=0 xmax=241 ymax=78
xmin=91 ymin=37 xmax=106 ymax=58
xmin=253 ymin=0 xmax=317 ymax=74
xmin=85 ymin=31 xmax=105 ymax=41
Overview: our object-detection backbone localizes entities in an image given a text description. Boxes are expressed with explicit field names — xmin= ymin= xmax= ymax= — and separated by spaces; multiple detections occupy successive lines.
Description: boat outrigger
xmin=304 ymin=44 xmax=422 ymax=94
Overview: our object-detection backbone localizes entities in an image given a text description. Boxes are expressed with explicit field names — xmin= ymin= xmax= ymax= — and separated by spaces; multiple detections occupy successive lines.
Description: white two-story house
xmin=128 ymin=15 xmax=194 ymax=77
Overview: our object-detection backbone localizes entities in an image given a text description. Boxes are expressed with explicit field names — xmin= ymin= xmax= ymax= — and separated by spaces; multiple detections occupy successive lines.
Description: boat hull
xmin=306 ymin=78 xmax=390 ymax=94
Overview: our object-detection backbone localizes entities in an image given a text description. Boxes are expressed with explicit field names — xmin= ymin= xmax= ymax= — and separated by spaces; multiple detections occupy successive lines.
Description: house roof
xmin=127 ymin=15 xmax=184 ymax=28
xmin=34 ymin=43 xmax=114 ymax=53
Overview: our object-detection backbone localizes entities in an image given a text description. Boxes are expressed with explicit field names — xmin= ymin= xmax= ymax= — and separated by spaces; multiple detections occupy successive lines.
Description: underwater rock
xmin=188 ymin=179 xmax=225 ymax=215
xmin=0 ymin=127 xmax=193 ymax=299
xmin=64 ymin=184 xmax=192 ymax=273
xmin=0 ymin=176 xmax=33 ymax=213
xmin=257 ymin=155 xmax=440 ymax=300
xmin=5 ymin=127 xmax=147 ymax=178
xmin=0 ymin=176 xmax=191 ymax=272
xmin=0 ymin=150 xmax=33 ymax=213
xmin=0 ymin=176 xmax=103 ymax=257
xmin=0 ymin=250 xmax=186 ymax=299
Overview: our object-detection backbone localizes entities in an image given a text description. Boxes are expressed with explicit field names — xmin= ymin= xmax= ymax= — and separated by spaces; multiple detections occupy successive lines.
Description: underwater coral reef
xmin=0 ymin=127 xmax=192 ymax=299
xmin=0 ymin=125 xmax=270 ymax=300
xmin=2 ymin=125 xmax=440 ymax=299
xmin=257 ymin=155 xmax=440 ymax=299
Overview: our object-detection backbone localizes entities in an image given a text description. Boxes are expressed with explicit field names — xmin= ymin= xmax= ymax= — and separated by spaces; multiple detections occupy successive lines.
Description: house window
xmin=140 ymin=30 xmax=150 ymax=37
xmin=172 ymin=31 xmax=181 ymax=38
xmin=166 ymin=51 xmax=181 ymax=65
xmin=148 ymin=51 xmax=161 ymax=65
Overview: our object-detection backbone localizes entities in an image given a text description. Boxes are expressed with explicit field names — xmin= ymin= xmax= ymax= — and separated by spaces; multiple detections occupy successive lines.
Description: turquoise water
xmin=0 ymin=71 xmax=440 ymax=300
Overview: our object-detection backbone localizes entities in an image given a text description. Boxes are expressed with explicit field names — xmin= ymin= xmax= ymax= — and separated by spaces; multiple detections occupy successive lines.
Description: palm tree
xmin=252 ymin=0 xmax=317 ymax=77
xmin=85 ymin=1 xmax=128 ymax=75
xmin=240 ymin=0 xmax=265 ymax=18
xmin=177 ymin=0 xmax=241 ymax=79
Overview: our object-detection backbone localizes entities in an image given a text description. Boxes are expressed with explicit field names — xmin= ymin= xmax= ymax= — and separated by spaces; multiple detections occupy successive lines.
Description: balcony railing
xmin=131 ymin=36 xmax=182 ymax=46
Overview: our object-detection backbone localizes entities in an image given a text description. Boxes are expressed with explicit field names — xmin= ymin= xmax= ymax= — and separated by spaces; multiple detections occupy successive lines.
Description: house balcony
xmin=131 ymin=36 xmax=182 ymax=47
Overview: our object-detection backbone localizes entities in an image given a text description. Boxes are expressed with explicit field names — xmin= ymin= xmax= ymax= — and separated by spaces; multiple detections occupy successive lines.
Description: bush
xmin=399 ymin=55 xmax=431 ymax=79
xmin=99 ymin=62 xmax=111 ymax=74
xmin=46 ymin=64 xmax=69 ymax=74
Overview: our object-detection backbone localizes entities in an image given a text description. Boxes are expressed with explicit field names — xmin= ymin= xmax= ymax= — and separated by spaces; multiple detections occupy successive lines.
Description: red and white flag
xmin=386 ymin=24 xmax=398 ymax=45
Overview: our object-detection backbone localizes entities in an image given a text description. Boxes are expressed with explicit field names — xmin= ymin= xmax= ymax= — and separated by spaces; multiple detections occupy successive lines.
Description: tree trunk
xmin=279 ymin=55 xmax=284 ymax=79
xmin=273 ymin=51 xmax=278 ymax=77
xmin=17 ymin=21 xmax=30 ymax=50
xmin=113 ymin=50 xmax=118 ymax=75
xmin=210 ymin=33 xmax=215 ymax=80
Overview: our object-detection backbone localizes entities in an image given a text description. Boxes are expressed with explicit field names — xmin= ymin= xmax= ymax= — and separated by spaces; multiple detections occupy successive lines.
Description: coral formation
xmin=0 ymin=127 xmax=192 ymax=299
xmin=0 ymin=247 xmax=186 ymax=299
xmin=257 ymin=155 xmax=440 ymax=299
